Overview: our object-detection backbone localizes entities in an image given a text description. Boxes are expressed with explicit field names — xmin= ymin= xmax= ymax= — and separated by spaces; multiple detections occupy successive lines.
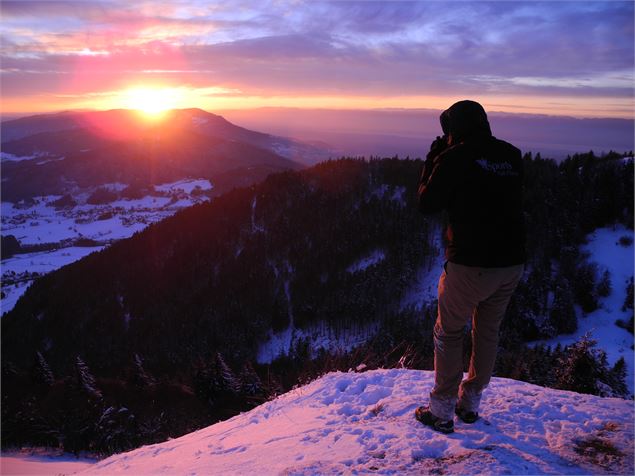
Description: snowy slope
xmin=0 ymin=449 xmax=95 ymax=475
xmin=84 ymin=369 xmax=633 ymax=475
xmin=535 ymin=225 xmax=635 ymax=394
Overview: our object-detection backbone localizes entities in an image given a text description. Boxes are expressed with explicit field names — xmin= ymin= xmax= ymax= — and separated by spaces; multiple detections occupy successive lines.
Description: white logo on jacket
xmin=475 ymin=158 xmax=519 ymax=176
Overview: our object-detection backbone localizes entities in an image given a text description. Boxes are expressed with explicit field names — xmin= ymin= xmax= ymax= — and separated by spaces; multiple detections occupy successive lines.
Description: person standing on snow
xmin=415 ymin=100 xmax=526 ymax=434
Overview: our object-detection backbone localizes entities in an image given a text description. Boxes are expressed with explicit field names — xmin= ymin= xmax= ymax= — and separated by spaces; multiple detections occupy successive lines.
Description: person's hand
xmin=427 ymin=135 xmax=449 ymax=160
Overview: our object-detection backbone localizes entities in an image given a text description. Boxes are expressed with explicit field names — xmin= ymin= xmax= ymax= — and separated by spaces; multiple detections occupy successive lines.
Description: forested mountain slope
xmin=2 ymin=153 xmax=632 ymax=454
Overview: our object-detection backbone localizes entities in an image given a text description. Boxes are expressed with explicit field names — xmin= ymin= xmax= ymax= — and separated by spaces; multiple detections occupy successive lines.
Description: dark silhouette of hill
xmin=1 ymin=109 xmax=331 ymax=202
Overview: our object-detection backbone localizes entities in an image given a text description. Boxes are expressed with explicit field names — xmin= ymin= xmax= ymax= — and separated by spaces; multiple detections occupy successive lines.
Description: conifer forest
xmin=2 ymin=151 xmax=633 ymax=454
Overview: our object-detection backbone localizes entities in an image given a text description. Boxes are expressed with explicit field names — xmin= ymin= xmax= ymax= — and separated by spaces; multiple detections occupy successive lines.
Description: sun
xmin=121 ymin=87 xmax=183 ymax=117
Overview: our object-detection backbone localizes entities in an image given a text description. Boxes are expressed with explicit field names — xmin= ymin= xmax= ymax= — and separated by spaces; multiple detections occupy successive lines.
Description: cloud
xmin=0 ymin=1 xmax=632 ymax=116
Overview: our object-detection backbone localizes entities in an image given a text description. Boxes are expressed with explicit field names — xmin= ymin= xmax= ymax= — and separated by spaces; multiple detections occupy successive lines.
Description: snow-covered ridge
xmin=535 ymin=225 xmax=635 ymax=394
xmin=85 ymin=369 xmax=633 ymax=475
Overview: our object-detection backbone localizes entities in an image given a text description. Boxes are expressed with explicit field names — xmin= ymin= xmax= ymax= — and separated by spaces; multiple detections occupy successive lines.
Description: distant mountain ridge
xmin=0 ymin=109 xmax=332 ymax=202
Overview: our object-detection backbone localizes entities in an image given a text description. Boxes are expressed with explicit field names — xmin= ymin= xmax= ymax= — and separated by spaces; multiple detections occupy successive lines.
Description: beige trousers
xmin=429 ymin=261 xmax=524 ymax=420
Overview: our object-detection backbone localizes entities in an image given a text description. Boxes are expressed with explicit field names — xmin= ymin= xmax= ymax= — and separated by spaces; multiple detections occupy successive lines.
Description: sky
xmin=1 ymin=0 xmax=633 ymax=118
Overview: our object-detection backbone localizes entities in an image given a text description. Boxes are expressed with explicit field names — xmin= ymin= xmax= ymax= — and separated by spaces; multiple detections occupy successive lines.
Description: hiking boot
xmin=455 ymin=406 xmax=479 ymax=424
xmin=415 ymin=406 xmax=454 ymax=434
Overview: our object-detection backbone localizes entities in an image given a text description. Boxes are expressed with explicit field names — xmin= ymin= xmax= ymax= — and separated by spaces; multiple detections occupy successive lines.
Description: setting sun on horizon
xmin=120 ymin=87 xmax=185 ymax=117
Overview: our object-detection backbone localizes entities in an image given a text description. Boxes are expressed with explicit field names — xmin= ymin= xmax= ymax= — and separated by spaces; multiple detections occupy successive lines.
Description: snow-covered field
xmin=535 ymin=225 xmax=635 ymax=394
xmin=1 ymin=179 xmax=213 ymax=315
xmin=83 ymin=369 xmax=633 ymax=475
xmin=0 ymin=450 xmax=95 ymax=476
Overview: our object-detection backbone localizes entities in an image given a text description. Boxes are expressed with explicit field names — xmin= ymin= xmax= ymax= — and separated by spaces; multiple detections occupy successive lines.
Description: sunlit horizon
xmin=3 ymin=93 xmax=634 ymax=121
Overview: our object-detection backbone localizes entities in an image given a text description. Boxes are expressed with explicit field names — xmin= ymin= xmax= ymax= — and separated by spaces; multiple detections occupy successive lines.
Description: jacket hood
xmin=444 ymin=100 xmax=492 ymax=144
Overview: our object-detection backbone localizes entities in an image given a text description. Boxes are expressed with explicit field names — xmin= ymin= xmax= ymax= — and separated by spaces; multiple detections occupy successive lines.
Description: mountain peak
xmin=85 ymin=369 xmax=633 ymax=475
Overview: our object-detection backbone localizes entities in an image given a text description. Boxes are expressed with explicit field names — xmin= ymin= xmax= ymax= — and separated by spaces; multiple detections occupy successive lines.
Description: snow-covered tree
xmin=555 ymin=334 xmax=627 ymax=397
xmin=32 ymin=351 xmax=54 ymax=387
xmin=215 ymin=353 xmax=240 ymax=395
xmin=94 ymin=405 xmax=138 ymax=454
xmin=75 ymin=355 xmax=102 ymax=399
xmin=133 ymin=353 xmax=155 ymax=387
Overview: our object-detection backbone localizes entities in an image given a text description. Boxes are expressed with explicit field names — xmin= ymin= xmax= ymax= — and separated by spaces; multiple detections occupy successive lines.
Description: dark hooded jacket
xmin=418 ymin=100 xmax=526 ymax=267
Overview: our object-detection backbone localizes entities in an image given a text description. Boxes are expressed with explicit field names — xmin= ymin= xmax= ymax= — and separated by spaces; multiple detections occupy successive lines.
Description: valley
xmin=1 ymin=177 xmax=213 ymax=314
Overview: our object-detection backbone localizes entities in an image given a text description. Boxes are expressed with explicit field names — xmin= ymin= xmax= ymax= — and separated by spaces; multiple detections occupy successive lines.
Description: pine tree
xmin=32 ymin=351 xmax=54 ymax=387
xmin=192 ymin=361 xmax=214 ymax=405
xmin=622 ymin=277 xmax=634 ymax=311
xmin=215 ymin=353 xmax=239 ymax=395
xmin=555 ymin=335 xmax=600 ymax=395
xmin=133 ymin=354 xmax=155 ymax=387
xmin=606 ymin=357 xmax=628 ymax=398
xmin=597 ymin=270 xmax=612 ymax=298
xmin=239 ymin=361 xmax=263 ymax=396
xmin=266 ymin=372 xmax=285 ymax=399
xmin=574 ymin=262 xmax=599 ymax=313
xmin=550 ymin=277 xmax=577 ymax=334
xmin=554 ymin=334 xmax=626 ymax=397
xmin=94 ymin=405 xmax=138 ymax=454
xmin=75 ymin=356 xmax=102 ymax=399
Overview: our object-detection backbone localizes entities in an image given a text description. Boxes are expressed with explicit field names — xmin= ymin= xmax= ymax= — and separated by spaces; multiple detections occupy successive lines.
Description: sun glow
xmin=121 ymin=87 xmax=184 ymax=117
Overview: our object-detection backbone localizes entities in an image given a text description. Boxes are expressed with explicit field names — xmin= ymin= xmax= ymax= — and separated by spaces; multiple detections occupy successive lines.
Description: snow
xmin=400 ymin=264 xmax=442 ymax=311
xmin=250 ymin=196 xmax=265 ymax=233
xmin=257 ymin=320 xmax=380 ymax=364
xmin=191 ymin=117 xmax=209 ymax=126
xmin=0 ymin=152 xmax=49 ymax=162
xmin=154 ymin=179 xmax=213 ymax=194
xmin=534 ymin=225 xmax=634 ymax=394
xmin=1 ymin=184 xmax=211 ymax=246
xmin=35 ymin=156 xmax=65 ymax=166
xmin=347 ymin=249 xmax=385 ymax=274
xmin=101 ymin=182 xmax=129 ymax=192
xmin=107 ymin=196 xmax=172 ymax=210
xmin=1 ymin=450 xmax=96 ymax=475
xmin=2 ymin=246 xmax=104 ymax=275
xmin=390 ymin=186 xmax=406 ymax=206
xmin=1 ymin=197 xmax=156 ymax=245
xmin=84 ymin=369 xmax=634 ymax=475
